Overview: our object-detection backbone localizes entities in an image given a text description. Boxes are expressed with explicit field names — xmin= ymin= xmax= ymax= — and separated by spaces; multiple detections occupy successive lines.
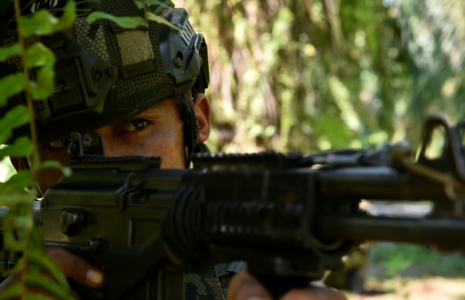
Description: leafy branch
xmin=0 ymin=1 xmax=76 ymax=299
xmin=86 ymin=0 xmax=181 ymax=31
xmin=1 ymin=0 xmax=180 ymax=298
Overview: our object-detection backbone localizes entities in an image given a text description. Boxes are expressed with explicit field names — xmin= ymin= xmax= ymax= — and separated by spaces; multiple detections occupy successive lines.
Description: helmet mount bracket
xmin=34 ymin=32 xmax=118 ymax=124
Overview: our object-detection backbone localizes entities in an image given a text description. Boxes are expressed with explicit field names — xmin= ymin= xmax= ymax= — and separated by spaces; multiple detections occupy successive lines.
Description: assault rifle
xmin=2 ymin=115 xmax=465 ymax=300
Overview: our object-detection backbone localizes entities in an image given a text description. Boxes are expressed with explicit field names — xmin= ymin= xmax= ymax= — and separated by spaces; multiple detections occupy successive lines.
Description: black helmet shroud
xmin=0 ymin=0 xmax=210 ymax=161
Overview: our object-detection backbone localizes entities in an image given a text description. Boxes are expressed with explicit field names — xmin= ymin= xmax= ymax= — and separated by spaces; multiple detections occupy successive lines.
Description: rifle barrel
xmin=318 ymin=167 xmax=447 ymax=200
xmin=318 ymin=215 xmax=465 ymax=249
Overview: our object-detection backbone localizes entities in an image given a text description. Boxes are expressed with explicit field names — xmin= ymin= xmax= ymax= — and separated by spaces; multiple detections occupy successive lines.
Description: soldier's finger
xmin=281 ymin=286 xmax=347 ymax=300
xmin=46 ymin=248 xmax=104 ymax=287
xmin=227 ymin=270 xmax=273 ymax=300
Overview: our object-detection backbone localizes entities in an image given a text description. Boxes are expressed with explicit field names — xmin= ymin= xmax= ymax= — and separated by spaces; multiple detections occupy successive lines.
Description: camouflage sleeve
xmin=215 ymin=261 xmax=248 ymax=298
xmin=185 ymin=268 xmax=224 ymax=300
xmin=185 ymin=261 xmax=247 ymax=300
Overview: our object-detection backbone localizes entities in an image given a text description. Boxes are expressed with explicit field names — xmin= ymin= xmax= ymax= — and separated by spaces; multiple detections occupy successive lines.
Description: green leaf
xmin=3 ymin=217 xmax=27 ymax=251
xmin=0 ymin=282 xmax=21 ymax=300
xmin=19 ymin=10 xmax=59 ymax=37
xmin=146 ymin=11 xmax=181 ymax=31
xmin=1 ymin=258 xmax=25 ymax=278
xmin=134 ymin=1 xmax=144 ymax=9
xmin=147 ymin=0 xmax=174 ymax=6
xmin=28 ymin=250 xmax=69 ymax=292
xmin=30 ymin=65 xmax=55 ymax=100
xmin=87 ymin=11 xmax=146 ymax=29
xmin=0 ymin=44 xmax=21 ymax=62
xmin=56 ymin=0 xmax=77 ymax=30
xmin=0 ymin=170 xmax=33 ymax=193
xmin=14 ymin=215 xmax=34 ymax=230
xmin=0 ymin=191 xmax=33 ymax=207
xmin=134 ymin=0 xmax=171 ymax=10
xmin=0 ymin=105 xmax=29 ymax=141
xmin=25 ymin=43 xmax=55 ymax=69
xmin=36 ymin=160 xmax=72 ymax=177
xmin=25 ymin=272 xmax=73 ymax=300
xmin=25 ymin=294 xmax=60 ymax=300
xmin=0 ymin=72 xmax=25 ymax=107
xmin=0 ymin=136 xmax=34 ymax=158
xmin=137 ymin=0 xmax=175 ymax=12
xmin=18 ymin=1 xmax=76 ymax=37
xmin=0 ymin=105 xmax=29 ymax=144
xmin=2 ymin=212 xmax=35 ymax=252
xmin=28 ymin=228 xmax=45 ymax=251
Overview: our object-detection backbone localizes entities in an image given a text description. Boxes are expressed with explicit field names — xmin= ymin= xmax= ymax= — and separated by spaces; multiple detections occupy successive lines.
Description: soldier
xmin=0 ymin=1 xmax=346 ymax=299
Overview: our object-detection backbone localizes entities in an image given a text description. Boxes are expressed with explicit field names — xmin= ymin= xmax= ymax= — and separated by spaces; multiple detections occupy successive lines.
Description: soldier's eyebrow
xmin=143 ymin=99 xmax=174 ymax=113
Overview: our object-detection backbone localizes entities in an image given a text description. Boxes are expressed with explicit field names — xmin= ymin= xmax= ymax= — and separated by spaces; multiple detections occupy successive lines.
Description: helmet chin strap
xmin=176 ymin=90 xmax=212 ymax=168
xmin=18 ymin=157 xmax=45 ymax=198
xmin=176 ymin=91 xmax=199 ymax=168
xmin=184 ymin=115 xmax=199 ymax=168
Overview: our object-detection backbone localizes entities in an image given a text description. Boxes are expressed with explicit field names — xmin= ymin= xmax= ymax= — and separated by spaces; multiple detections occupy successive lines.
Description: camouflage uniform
xmin=185 ymin=262 xmax=247 ymax=300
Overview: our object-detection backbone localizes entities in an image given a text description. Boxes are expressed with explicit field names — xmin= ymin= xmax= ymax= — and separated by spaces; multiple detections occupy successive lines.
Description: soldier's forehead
xmin=145 ymin=99 xmax=176 ymax=113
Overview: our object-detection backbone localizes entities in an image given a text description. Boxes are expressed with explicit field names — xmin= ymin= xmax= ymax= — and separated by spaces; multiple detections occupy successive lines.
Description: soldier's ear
xmin=193 ymin=93 xmax=211 ymax=144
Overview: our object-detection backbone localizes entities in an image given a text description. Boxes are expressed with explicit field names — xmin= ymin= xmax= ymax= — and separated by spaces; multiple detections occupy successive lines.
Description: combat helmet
xmin=0 ymin=0 xmax=210 ymax=163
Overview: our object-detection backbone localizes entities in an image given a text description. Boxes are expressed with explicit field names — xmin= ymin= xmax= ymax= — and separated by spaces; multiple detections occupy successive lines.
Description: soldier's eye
xmin=46 ymin=139 xmax=66 ymax=150
xmin=121 ymin=119 xmax=148 ymax=133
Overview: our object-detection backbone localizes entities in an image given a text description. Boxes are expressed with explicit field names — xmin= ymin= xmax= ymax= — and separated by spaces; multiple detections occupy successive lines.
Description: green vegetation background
xmin=178 ymin=0 xmax=465 ymax=154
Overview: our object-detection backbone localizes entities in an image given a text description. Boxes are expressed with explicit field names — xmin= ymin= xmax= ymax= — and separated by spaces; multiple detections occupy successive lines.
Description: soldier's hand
xmin=46 ymin=248 xmax=104 ymax=288
xmin=227 ymin=271 xmax=347 ymax=300
xmin=0 ymin=248 xmax=103 ymax=299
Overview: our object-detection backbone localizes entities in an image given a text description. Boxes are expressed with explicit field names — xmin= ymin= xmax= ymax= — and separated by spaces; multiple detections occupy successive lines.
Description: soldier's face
xmin=29 ymin=96 xmax=211 ymax=194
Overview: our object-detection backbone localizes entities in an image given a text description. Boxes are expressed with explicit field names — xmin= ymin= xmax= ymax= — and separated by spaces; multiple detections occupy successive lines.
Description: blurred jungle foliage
xmin=177 ymin=0 xmax=465 ymax=153
xmin=1 ymin=0 xmax=464 ymax=180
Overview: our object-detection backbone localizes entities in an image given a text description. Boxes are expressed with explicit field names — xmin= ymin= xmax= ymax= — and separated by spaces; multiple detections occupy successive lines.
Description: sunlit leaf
xmin=0 ymin=170 xmax=33 ymax=193
xmin=18 ymin=1 xmax=76 ymax=37
xmin=0 ymin=282 xmax=21 ymax=300
xmin=30 ymin=65 xmax=55 ymax=100
xmin=28 ymin=250 xmax=70 ymax=291
xmin=25 ymin=43 xmax=55 ymax=69
xmin=87 ymin=11 xmax=146 ymax=29
xmin=25 ymin=272 xmax=74 ymax=300
xmin=19 ymin=10 xmax=59 ymax=37
xmin=0 ymin=105 xmax=29 ymax=144
xmin=328 ymin=76 xmax=362 ymax=133
xmin=0 ymin=136 xmax=34 ymax=158
xmin=146 ymin=11 xmax=181 ymax=31
xmin=56 ymin=0 xmax=77 ymax=30
xmin=36 ymin=160 xmax=72 ymax=177
xmin=0 ymin=44 xmax=21 ymax=62
xmin=0 ymin=72 xmax=25 ymax=107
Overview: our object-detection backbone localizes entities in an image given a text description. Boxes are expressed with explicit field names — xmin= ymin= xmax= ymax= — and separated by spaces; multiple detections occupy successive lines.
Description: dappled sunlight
xmin=0 ymin=158 xmax=14 ymax=182
xmin=347 ymin=277 xmax=465 ymax=300
xmin=177 ymin=0 xmax=465 ymax=154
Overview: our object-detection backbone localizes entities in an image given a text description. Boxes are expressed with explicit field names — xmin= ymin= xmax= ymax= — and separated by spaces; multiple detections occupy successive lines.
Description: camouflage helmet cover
xmin=0 ymin=0 xmax=209 ymax=144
